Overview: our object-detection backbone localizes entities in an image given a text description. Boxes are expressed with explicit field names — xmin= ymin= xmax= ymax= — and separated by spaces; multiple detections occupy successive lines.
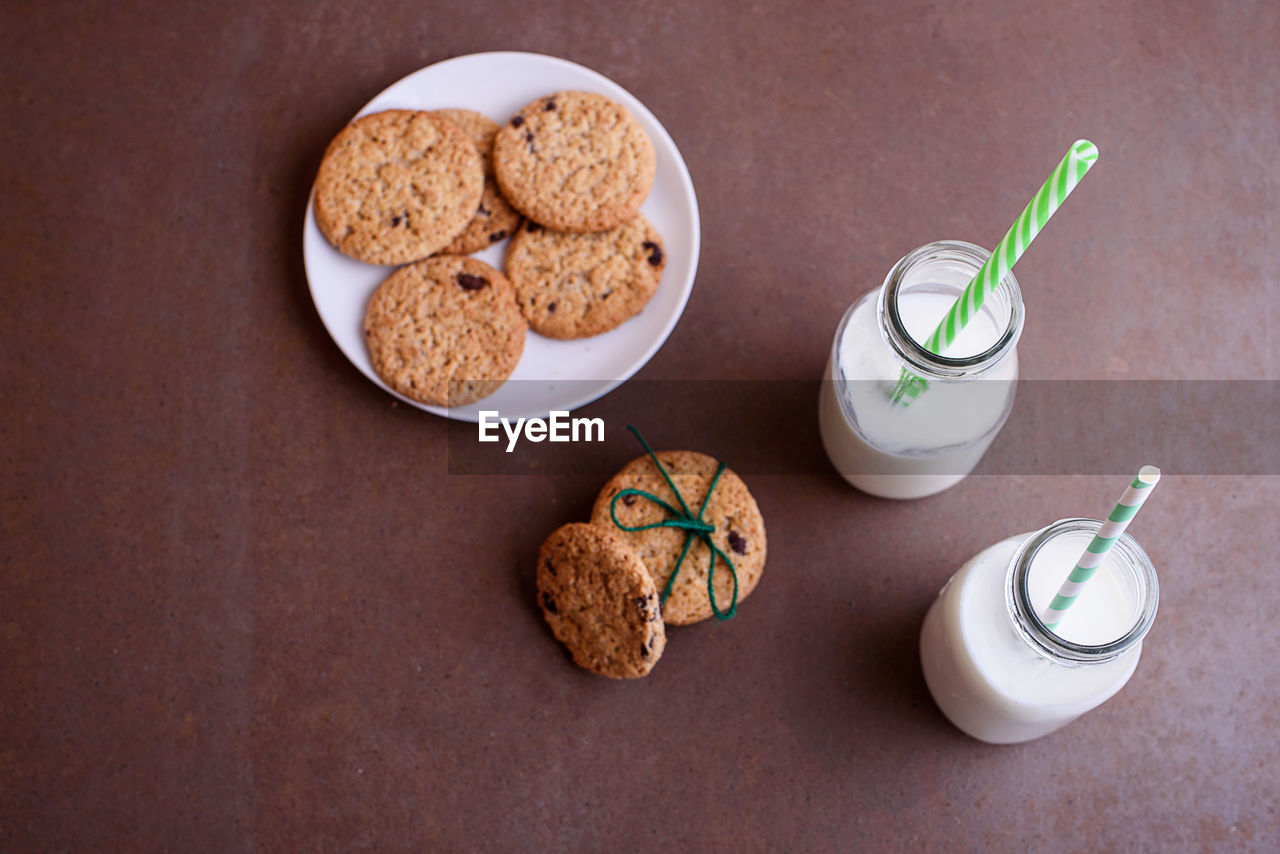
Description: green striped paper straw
xmin=890 ymin=140 xmax=1098 ymax=405
xmin=1041 ymin=466 xmax=1161 ymax=630
xmin=925 ymin=139 xmax=1098 ymax=354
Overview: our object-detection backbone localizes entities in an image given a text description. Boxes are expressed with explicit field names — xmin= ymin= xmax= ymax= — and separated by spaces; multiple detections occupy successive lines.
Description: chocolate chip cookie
xmin=314 ymin=110 xmax=484 ymax=265
xmin=362 ymin=255 xmax=525 ymax=406
xmin=591 ymin=451 xmax=767 ymax=626
xmin=536 ymin=523 xmax=666 ymax=679
xmin=505 ymin=216 xmax=664 ymax=339
xmin=428 ymin=109 xmax=523 ymax=255
xmin=493 ymin=92 xmax=655 ymax=233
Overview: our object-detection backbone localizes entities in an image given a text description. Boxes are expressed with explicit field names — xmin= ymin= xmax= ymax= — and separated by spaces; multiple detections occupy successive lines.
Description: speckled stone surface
xmin=2 ymin=1 xmax=1277 ymax=851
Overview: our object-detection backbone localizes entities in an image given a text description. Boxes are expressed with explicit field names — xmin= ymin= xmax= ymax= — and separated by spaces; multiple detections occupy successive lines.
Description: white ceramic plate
xmin=303 ymin=52 xmax=700 ymax=422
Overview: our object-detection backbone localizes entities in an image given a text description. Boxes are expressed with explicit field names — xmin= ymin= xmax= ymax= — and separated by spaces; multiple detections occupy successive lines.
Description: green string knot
xmin=608 ymin=425 xmax=740 ymax=621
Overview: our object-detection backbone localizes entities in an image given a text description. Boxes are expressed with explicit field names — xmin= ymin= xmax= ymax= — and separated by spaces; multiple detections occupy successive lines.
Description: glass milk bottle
xmin=919 ymin=519 xmax=1159 ymax=744
xmin=818 ymin=241 xmax=1023 ymax=499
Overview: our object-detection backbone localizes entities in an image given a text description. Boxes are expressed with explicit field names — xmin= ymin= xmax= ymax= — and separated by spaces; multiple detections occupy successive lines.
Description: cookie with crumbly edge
xmin=537 ymin=523 xmax=666 ymax=679
xmin=492 ymin=91 xmax=655 ymax=233
xmin=362 ymin=255 xmax=525 ymax=406
xmin=314 ymin=110 xmax=483 ymax=265
xmin=428 ymin=109 xmax=523 ymax=255
xmin=506 ymin=216 xmax=664 ymax=339
xmin=590 ymin=451 xmax=767 ymax=626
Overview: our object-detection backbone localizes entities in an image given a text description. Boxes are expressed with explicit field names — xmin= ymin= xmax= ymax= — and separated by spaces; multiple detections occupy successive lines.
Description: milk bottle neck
xmin=878 ymin=240 xmax=1024 ymax=380
xmin=1005 ymin=518 xmax=1160 ymax=666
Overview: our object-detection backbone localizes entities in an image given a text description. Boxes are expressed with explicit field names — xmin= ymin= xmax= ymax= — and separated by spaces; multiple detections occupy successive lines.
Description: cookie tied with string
xmin=537 ymin=523 xmax=666 ymax=679
xmin=590 ymin=448 xmax=767 ymax=626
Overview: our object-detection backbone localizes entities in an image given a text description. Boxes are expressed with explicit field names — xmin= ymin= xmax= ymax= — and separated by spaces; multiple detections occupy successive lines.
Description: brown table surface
xmin=4 ymin=1 xmax=1278 ymax=851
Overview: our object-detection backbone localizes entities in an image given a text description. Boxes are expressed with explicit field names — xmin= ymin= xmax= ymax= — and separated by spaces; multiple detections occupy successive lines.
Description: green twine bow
xmin=608 ymin=425 xmax=739 ymax=621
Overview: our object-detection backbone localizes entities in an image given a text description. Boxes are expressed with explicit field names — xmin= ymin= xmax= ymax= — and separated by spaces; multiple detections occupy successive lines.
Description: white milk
xmin=820 ymin=260 xmax=1020 ymax=500
xmin=1027 ymin=536 xmax=1134 ymax=645
xmin=819 ymin=242 xmax=1022 ymax=500
xmin=919 ymin=521 xmax=1158 ymax=744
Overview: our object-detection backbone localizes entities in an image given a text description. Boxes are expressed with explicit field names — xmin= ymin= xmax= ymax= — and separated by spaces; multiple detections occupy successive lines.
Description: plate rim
xmin=302 ymin=50 xmax=701 ymax=423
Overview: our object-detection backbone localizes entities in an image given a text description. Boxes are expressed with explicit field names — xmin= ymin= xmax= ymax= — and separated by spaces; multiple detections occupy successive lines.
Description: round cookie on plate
xmin=428 ymin=109 xmax=523 ymax=255
xmin=493 ymin=91 xmax=655 ymax=233
xmin=536 ymin=523 xmax=666 ymax=679
xmin=591 ymin=451 xmax=767 ymax=626
xmin=314 ymin=110 xmax=483 ymax=265
xmin=362 ymin=256 xmax=525 ymax=406
xmin=505 ymin=216 xmax=665 ymax=339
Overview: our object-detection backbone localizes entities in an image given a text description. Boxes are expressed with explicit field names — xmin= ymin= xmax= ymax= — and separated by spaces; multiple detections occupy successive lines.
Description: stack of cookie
xmin=312 ymin=91 xmax=666 ymax=407
xmin=496 ymin=92 xmax=665 ymax=340
xmin=536 ymin=444 xmax=767 ymax=679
